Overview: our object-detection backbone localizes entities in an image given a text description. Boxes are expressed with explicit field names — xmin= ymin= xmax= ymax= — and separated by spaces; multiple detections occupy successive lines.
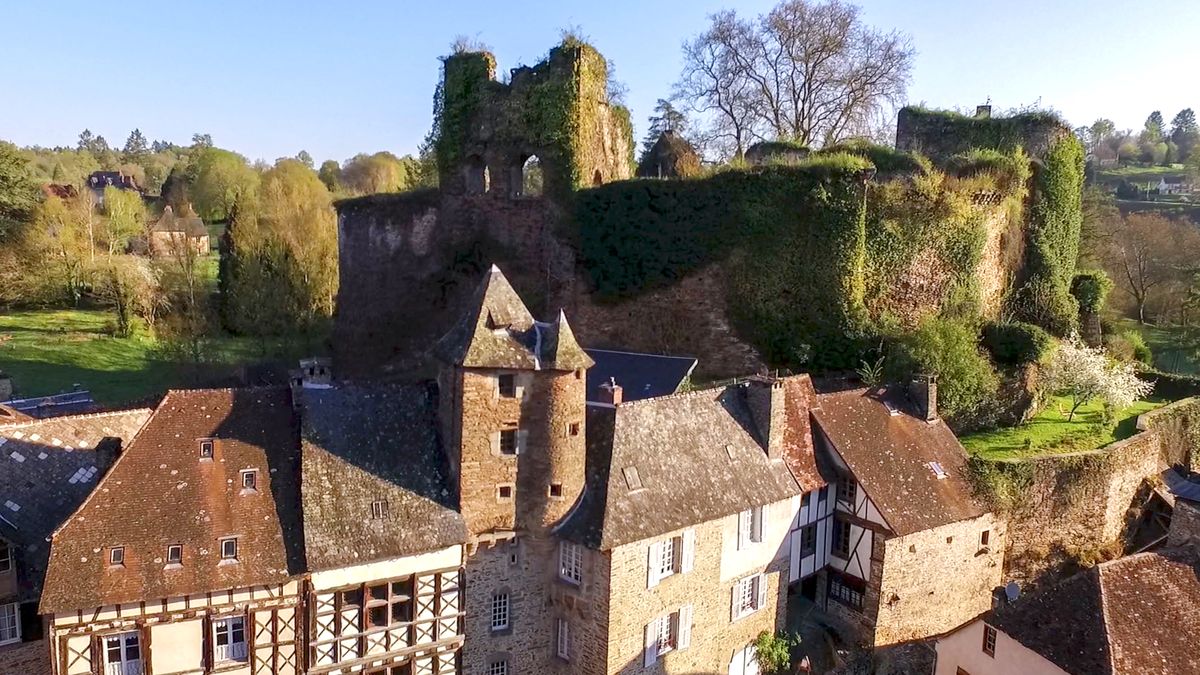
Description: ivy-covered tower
xmin=437 ymin=39 xmax=634 ymax=200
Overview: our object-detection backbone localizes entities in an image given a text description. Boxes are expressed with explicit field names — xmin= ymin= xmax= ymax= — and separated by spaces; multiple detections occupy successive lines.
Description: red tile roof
xmin=40 ymin=388 xmax=303 ymax=613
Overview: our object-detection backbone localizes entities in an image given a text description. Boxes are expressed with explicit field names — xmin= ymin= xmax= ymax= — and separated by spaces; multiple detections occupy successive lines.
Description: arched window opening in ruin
xmin=592 ymin=170 xmax=603 ymax=186
xmin=515 ymin=155 xmax=543 ymax=198
xmin=464 ymin=155 xmax=489 ymax=195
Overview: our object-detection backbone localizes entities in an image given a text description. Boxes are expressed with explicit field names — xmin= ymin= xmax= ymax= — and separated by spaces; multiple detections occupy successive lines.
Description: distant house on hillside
xmin=1153 ymin=176 xmax=1195 ymax=195
xmin=85 ymin=170 xmax=142 ymax=205
xmin=147 ymin=204 xmax=209 ymax=257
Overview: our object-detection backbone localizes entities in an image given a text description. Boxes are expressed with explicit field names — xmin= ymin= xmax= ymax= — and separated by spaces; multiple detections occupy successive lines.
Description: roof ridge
xmin=163 ymin=385 xmax=288 ymax=396
xmin=0 ymin=407 xmax=153 ymax=430
xmin=1095 ymin=561 xmax=1118 ymax=671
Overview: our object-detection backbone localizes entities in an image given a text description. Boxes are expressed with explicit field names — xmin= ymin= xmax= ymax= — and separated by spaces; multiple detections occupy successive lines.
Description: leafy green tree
xmin=1089 ymin=118 xmax=1115 ymax=153
xmin=317 ymin=159 xmax=342 ymax=193
xmin=1171 ymin=109 xmax=1199 ymax=162
xmin=28 ymin=194 xmax=93 ymax=304
xmin=101 ymin=185 xmax=146 ymax=254
xmin=0 ymin=141 xmax=40 ymax=240
xmin=191 ymin=148 xmax=259 ymax=222
xmin=94 ymin=255 xmax=166 ymax=337
xmin=894 ymin=317 xmax=999 ymax=420
xmin=1143 ymin=111 xmax=1164 ymax=142
xmin=191 ymin=133 xmax=213 ymax=149
xmin=341 ymin=152 xmax=411 ymax=195
xmin=296 ymin=150 xmax=314 ymax=169
xmin=122 ymin=129 xmax=149 ymax=160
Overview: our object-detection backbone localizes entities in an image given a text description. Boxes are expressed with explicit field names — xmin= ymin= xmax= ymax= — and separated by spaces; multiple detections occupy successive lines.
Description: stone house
xmin=933 ymin=548 xmax=1200 ymax=674
xmin=86 ymin=171 xmax=142 ymax=205
xmin=810 ymin=384 xmax=1006 ymax=647
xmin=148 ymin=205 xmax=209 ymax=257
xmin=0 ymin=409 xmax=151 ymax=675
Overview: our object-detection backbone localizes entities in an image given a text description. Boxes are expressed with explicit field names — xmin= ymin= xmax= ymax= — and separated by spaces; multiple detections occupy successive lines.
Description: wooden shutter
xmin=678 ymin=605 xmax=693 ymax=650
xmin=647 ymin=542 xmax=662 ymax=588
xmin=730 ymin=582 xmax=739 ymax=622
xmin=738 ymin=510 xmax=751 ymax=549
xmin=756 ymin=573 xmax=768 ymax=611
xmin=752 ymin=506 xmax=764 ymax=542
xmin=489 ymin=431 xmax=500 ymax=455
xmin=643 ymin=619 xmax=657 ymax=667
xmin=681 ymin=529 xmax=695 ymax=573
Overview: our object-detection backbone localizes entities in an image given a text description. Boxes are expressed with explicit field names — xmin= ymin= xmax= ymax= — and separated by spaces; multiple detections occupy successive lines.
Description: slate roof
xmin=150 ymin=204 xmax=208 ymax=237
xmin=584 ymin=349 xmax=697 ymax=403
xmin=436 ymin=265 xmax=592 ymax=371
xmin=560 ymin=376 xmax=817 ymax=549
xmin=299 ymin=384 xmax=467 ymax=571
xmin=2 ymin=391 xmax=96 ymax=419
xmin=0 ymin=409 xmax=151 ymax=602
xmin=812 ymin=386 xmax=983 ymax=536
xmin=40 ymin=388 xmax=304 ymax=613
xmin=988 ymin=549 xmax=1200 ymax=674
xmin=87 ymin=171 xmax=141 ymax=192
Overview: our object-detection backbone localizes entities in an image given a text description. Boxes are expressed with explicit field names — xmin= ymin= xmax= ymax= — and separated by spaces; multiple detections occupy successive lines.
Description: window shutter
xmin=643 ymin=619 xmax=658 ymax=667
xmin=730 ymin=581 xmax=739 ymax=621
xmin=517 ymin=373 xmax=532 ymax=400
xmin=678 ymin=605 xmax=693 ymax=650
xmin=752 ymin=506 xmax=764 ymax=542
xmin=516 ymin=429 xmax=529 ymax=455
xmin=757 ymin=573 xmax=768 ymax=610
xmin=647 ymin=542 xmax=662 ymax=588
xmin=738 ymin=510 xmax=750 ymax=549
xmin=681 ymin=529 xmax=695 ymax=573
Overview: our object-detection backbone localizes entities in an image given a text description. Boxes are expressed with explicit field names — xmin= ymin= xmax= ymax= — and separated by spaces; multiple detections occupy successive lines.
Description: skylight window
xmin=167 ymin=544 xmax=183 ymax=565
xmin=220 ymin=537 xmax=238 ymax=560
xmin=622 ymin=466 xmax=643 ymax=491
xmin=199 ymin=439 xmax=214 ymax=459
xmin=109 ymin=547 xmax=124 ymax=566
xmin=928 ymin=461 xmax=948 ymax=479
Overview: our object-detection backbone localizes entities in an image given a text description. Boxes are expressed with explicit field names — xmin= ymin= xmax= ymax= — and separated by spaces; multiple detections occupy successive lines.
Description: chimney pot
xmin=599 ymin=377 xmax=623 ymax=406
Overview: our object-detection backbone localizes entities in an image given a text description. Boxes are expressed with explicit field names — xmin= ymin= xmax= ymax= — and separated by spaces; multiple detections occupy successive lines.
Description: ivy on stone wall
xmin=436 ymin=52 xmax=496 ymax=176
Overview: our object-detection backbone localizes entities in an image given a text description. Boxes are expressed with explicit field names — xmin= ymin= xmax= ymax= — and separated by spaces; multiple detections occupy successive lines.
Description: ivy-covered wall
xmin=436 ymin=39 xmax=632 ymax=199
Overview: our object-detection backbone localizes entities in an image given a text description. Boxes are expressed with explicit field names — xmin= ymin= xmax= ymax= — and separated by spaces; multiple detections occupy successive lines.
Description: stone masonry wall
xmin=1000 ymin=398 xmax=1200 ymax=586
xmin=602 ymin=516 xmax=786 ymax=675
xmin=1167 ymin=498 xmax=1200 ymax=550
xmin=875 ymin=513 xmax=1006 ymax=647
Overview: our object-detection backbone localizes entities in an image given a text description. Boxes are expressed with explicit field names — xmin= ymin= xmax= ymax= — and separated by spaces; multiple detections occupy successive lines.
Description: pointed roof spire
xmin=539 ymin=309 xmax=594 ymax=371
xmin=435 ymin=265 xmax=539 ymax=368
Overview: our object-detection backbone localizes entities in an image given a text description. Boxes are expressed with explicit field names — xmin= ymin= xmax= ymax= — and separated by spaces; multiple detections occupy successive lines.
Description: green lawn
xmin=961 ymin=395 xmax=1166 ymax=460
xmin=1095 ymin=164 xmax=1186 ymax=182
xmin=1114 ymin=318 xmax=1200 ymax=375
xmin=0 ymin=308 xmax=318 ymax=406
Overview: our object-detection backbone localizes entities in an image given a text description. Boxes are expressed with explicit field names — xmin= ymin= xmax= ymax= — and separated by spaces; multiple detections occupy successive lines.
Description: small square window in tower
xmin=498 ymin=374 xmax=517 ymax=398
xmin=549 ymin=483 xmax=564 ymax=498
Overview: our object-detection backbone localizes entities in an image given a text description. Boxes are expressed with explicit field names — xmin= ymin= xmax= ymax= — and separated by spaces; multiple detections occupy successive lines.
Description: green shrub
xmin=1070 ymin=270 xmax=1113 ymax=314
xmin=1110 ymin=330 xmax=1153 ymax=365
xmin=892 ymin=317 xmax=999 ymax=419
xmin=816 ymin=139 xmax=929 ymax=175
xmin=983 ymin=321 xmax=1054 ymax=366
xmin=946 ymin=147 xmax=1031 ymax=194
xmin=753 ymin=631 xmax=794 ymax=675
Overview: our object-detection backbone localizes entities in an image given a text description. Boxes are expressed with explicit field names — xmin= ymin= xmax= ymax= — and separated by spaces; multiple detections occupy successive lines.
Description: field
xmin=1095 ymin=164 xmax=1187 ymax=182
xmin=0 ymin=307 xmax=317 ymax=406
xmin=1113 ymin=318 xmax=1200 ymax=375
xmin=960 ymin=395 xmax=1166 ymax=460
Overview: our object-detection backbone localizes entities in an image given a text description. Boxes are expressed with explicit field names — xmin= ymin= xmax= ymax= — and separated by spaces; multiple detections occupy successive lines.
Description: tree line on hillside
xmin=1075 ymin=109 xmax=1199 ymax=169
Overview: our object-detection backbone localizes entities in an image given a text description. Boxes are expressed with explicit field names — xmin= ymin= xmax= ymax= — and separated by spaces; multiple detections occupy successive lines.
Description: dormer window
xmin=0 ymin=541 xmax=10 ymax=574
xmin=240 ymin=469 xmax=258 ymax=492
xmin=371 ymin=500 xmax=389 ymax=520
xmin=498 ymin=374 xmax=517 ymax=398
xmin=199 ymin=439 xmax=214 ymax=459
xmin=109 ymin=547 xmax=125 ymax=566
xmin=220 ymin=537 xmax=238 ymax=561
xmin=167 ymin=544 xmax=183 ymax=565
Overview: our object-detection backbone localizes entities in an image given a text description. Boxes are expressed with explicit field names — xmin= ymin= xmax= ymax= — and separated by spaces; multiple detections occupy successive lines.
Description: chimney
xmin=746 ymin=376 xmax=786 ymax=460
xmin=290 ymin=357 xmax=333 ymax=409
xmin=95 ymin=437 xmax=123 ymax=477
xmin=909 ymin=375 xmax=938 ymax=422
xmin=598 ymin=377 xmax=623 ymax=406
xmin=975 ymin=104 xmax=992 ymax=119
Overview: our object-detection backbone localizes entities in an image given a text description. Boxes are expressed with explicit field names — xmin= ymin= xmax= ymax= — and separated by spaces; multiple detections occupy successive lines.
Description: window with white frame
xmin=837 ymin=475 xmax=857 ymax=506
xmin=220 ymin=537 xmax=238 ymax=560
xmin=491 ymin=592 xmax=510 ymax=631
xmin=0 ymin=602 xmax=19 ymax=645
xmin=213 ymin=616 xmax=248 ymax=662
xmin=558 ymin=541 xmax=582 ymax=585
xmin=737 ymin=506 xmax=764 ymax=549
xmin=642 ymin=606 xmax=692 ymax=666
xmin=167 ymin=544 xmax=183 ymax=565
xmin=647 ymin=529 xmax=694 ymax=587
xmin=240 ymin=469 xmax=258 ymax=491
xmin=556 ymin=618 xmax=570 ymax=660
xmin=800 ymin=524 xmax=817 ymax=557
xmin=103 ymin=632 xmax=141 ymax=670
xmin=0 ymin=540 xmax=11 ymax=574
xmin=731 ymin=574 xmax=765 ymax=619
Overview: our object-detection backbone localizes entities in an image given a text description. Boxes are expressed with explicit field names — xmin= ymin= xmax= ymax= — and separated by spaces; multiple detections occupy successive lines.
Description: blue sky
xmin=2 ymin=0 xmax=1198 ymax=163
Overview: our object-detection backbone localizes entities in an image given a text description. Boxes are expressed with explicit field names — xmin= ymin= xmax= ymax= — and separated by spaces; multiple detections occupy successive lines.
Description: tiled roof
xmin=436 ymin=266 xmax=592 ymax=371
xmin=40 ymin=388 xmax=304 ymax=613
xmin=150 ymin=204 xmax=208 ymax=237
xmin=560 ymin=378 xmax=812 ymax=549
xmin=583 ymin=349 xmax=697 ymax=403
xmin=989 ymin=549 xmax=1200 ymax=674
xmin=812 ymin=386 xmax=983 ymax=536
xmin=0 ymin=409 xmax=151 ymax=602
xmin=299 ymin=384 xmax=467 ymax=571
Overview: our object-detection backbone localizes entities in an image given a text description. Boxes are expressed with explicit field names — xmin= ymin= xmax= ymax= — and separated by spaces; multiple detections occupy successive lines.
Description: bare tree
xmin=1103 ymin=212 xmax=1200 ymax=323
xmin=676 ymin=0 xmax=913 ymax=158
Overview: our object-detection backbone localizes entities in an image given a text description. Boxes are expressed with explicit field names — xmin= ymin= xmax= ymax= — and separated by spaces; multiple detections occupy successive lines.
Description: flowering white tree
xmin=1043 ymin=334 xmax=1155 ymax=421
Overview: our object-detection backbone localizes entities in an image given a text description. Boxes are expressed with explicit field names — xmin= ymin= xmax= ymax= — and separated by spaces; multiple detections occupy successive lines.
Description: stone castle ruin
xmin=334 ymin=39 xmax=1082 ymax=381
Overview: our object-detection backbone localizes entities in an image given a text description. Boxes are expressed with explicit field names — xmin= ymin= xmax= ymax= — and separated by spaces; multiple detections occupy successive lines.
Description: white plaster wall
xmin=789 ymin=487 xmax=834 ymax=582
xmin=934 ymin=620 xmax=1069 ymax=675
xmin=151 ymin=619 xmax=204 ymax=674
xmin=719 ymin=497 xmax=794 ymax=583
xmin=309 ymin=544 xmax=462 ymax=591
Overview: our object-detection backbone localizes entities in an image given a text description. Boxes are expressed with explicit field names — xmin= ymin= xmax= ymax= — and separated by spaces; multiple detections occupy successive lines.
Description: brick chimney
xmin=909 ymin=375 xmax=938 ymax=422
xmin=746 ymin=376 xmax=786 ymax=460
xmin=598 ymin=377 xmax=623 ymax=406
xmin=95 ymin=437 xmax=123 ymax=477
xmin=975 ymin=104 xmax=992 ymax=119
